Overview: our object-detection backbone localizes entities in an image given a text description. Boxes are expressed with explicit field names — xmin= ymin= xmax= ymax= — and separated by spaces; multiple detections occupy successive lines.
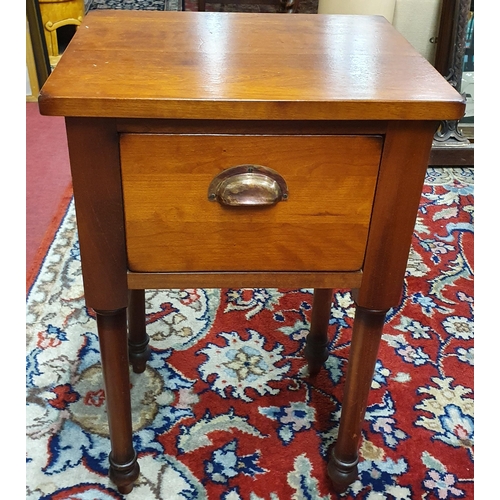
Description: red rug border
xmin=26 ymin=184 xmax=74 ymax=294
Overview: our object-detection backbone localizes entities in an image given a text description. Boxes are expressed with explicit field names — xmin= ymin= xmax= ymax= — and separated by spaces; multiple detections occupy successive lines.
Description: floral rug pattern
xmin=88 ymin=0 xmax=176 ymax=12
xmin=26 ymin=167 xmax=473 ymax=499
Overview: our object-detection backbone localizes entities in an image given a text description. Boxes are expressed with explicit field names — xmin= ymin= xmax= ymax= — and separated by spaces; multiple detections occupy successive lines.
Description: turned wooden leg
xmin=96 ymin=308 xmax=140 ymax=494
xmin=127 ymin=289 xmax=150 ymax=374
xmin=304 ymin=288 xmax=333 ymax=376
xmin=328 ymin=305 xmax=388 ymax=492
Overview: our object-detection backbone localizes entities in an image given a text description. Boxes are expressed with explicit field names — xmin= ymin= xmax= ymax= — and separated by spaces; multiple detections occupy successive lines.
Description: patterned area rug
xmin=26 ymin=167 xmax=474 ymax=499
xmin=88 ymin=0 xmax=176 ymax=11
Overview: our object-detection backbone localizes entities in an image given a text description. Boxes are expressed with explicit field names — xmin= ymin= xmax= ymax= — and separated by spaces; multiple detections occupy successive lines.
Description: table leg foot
xmin=327 ymin=453 xmax=359 ymax=493
xmin=128 ymin=336 xmax=151 ymax=374
xmin=304 ymin=339 xmax=329 ymax=376
xmin=118 ymin=484 xmax=134 ymax=495
xmin=109 ymin=452 xmax=140 ymax=494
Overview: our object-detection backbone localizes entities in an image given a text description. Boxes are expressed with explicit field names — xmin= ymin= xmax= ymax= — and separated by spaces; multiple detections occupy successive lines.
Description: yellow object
xmin=317 ymin=0 xmax=396 ymax=23
xmin=26 ymin=17 xmax=40 ymax=102
xmin=39 ymin=0 xmax=85 ymax=67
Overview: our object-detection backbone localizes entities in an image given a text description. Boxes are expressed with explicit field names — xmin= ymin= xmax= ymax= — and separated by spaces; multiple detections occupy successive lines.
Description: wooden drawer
xmin=120 ymin=134 xmax=382 ymax=273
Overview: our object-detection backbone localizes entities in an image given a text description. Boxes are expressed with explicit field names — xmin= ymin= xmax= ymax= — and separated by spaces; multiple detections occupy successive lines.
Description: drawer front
xmin=120 ymin=134 xmax=382 ymax=273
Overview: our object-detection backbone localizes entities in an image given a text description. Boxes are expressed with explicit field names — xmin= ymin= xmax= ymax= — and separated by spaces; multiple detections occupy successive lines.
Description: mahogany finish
xmin=39 ymin=11 xmax=463 ymax=120
xmin=127 ymin=269 xmax=364 ymax=290
xmin=39 ymin=11 xmax=464 ymax=494
xmin=127 ymin=289 xmax=150 ymax=374
xmin=120 ymin=133 xmax=381 ymax=273
xmin=355 ymin=120 xmax=438 ymax=310
xmin=328 ymin=306 xmax=388 ymax=489
xmin=304 ymin=288 xmax=334 ymax=376
xmin=95 ymin=309 xmax=139 ymax=494
xmin=64 ymin=117 xmax=128 ymax=311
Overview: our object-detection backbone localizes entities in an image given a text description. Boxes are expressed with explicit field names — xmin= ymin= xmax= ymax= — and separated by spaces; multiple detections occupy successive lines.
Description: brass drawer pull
xmin=208 ymin=164 xmax=288 ymax=206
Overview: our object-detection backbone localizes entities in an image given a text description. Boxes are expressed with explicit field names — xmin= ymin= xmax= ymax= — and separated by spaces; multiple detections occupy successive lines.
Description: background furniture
xmin=430 ymin=0 xmax=474 ymax=166
xmin=198 ymin=0 xmax=298 ymax=12
xmin=38 ymin=0 xmax=85 ymax=67
xmin=26 ymin=17 xmax=40 ymax=102
xmin=26 ymin=0 xmax=51 ymax=95
xmin=38 ymin=10 xmax=464 ymax=494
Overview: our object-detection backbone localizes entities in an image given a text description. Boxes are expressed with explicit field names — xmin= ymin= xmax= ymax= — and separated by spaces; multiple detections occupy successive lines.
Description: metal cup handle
xmin=208 ymin=164 xmax=288 ymax=207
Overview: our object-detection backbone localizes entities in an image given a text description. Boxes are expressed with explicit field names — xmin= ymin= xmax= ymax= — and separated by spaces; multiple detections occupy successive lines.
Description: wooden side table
xmin=39 ymin=11 xmax=464 ymax=494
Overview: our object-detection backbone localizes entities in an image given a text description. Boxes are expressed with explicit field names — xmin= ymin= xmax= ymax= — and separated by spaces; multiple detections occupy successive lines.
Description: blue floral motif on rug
xmin=26 ymin=167 xmax=473 ymax=499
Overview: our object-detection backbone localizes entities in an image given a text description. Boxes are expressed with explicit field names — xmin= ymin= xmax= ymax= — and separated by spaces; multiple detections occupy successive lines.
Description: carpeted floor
xmin=26 ymin=103 xmax=73 ymax=291
xmin=26 ymin=167 xmax=474 ymax=499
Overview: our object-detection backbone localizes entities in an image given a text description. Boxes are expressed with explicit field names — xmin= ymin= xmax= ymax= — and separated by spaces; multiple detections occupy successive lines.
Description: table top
xmin=39 ymin=11 xmax=465 ymax=121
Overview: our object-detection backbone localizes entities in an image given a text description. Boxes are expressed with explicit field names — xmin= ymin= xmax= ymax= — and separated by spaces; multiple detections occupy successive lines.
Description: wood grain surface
xmin=39 ymin=11 xmax=465 ymax=120
xmin=120 ymin=133 xmax=382 ymax=272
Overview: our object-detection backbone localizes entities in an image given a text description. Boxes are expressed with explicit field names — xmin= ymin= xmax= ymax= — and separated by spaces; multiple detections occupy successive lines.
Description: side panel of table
xmin=65 ymin=117 xmax=128 ymax=310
